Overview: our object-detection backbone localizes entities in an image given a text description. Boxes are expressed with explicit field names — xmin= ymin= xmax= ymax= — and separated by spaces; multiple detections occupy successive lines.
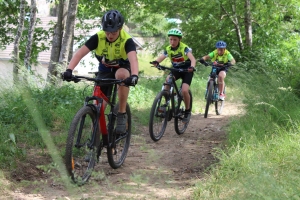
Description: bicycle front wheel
xmin=174 ymin=90 xmax=193 ymax=135
xmin=65 ymin=106 xmax=98 ymax=185
xmin=149 ymin=91 xmax=170 ymax=141
xmin=204 ymin=80 xmax=214 ymax=118
xmin=215 ymin=85 xmax=225 ymax=115
xmin=107 ymin=103 xmax=131 ymax=169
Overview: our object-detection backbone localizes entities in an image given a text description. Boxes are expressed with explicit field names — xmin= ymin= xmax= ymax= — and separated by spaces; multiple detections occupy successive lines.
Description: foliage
xmin=193 ymin=63 xmax=300 ymax=199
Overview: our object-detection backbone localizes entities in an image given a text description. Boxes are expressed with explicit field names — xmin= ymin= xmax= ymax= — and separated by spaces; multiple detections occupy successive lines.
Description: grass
xmin=1 ymin=53 xmax=300 ymax=199
xmin=192 ymin=68 xmax=300 ymax=199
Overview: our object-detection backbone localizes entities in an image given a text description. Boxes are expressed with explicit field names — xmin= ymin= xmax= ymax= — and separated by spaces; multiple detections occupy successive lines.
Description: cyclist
xmin=151 ymin=28 xmax=196 ymax=123
xmin=199 ymin=40 xmax=236 ymax=101
xmin=63 ymin=10 xmax=139 ymax=134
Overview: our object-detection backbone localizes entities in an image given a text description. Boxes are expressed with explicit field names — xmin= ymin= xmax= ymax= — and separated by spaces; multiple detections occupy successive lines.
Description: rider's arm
xmin=125 ymin=38 xmax=139 ymax=76
xmin=67 ymin=45 xmax=91 ymax=71
xmin=228 ymin=54 xmax=236 ymax=65
xmin=155 ymin=54 xmax=167 ymax=63
xmin=67 ymin=34 xmax=98 ymax=71
xmin=186 ymin=51 xmax=196 ymax=67
xmin=202 ymin=55 xmax=211 ymax=61
xmin=127 ymin=51 xmax=139 ymax=76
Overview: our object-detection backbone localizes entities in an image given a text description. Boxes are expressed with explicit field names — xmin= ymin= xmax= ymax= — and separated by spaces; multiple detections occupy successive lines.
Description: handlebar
xmin=149 ymin=61 xmax=196 ymax=73
xmin=61 ymin=74 xmax=125 ymax=86
xmin=198 ymin=60 xmax=232 ymax=68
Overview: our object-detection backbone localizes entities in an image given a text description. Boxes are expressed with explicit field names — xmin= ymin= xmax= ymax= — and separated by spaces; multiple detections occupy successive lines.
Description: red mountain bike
xmin=63 ymin=75 xmax=132 ymax=185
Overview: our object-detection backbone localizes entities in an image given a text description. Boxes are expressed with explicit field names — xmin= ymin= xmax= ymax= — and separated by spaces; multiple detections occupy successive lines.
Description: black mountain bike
xmin=149 ymin=62 xmax=195 ymax=141
xmin=62 ymin=75 xmax=132 ymax=185
xmin=200 ymin=61 xmax=226 ymax=118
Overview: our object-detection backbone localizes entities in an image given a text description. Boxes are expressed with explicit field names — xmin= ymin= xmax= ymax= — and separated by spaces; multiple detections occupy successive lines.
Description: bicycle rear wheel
xmin=149 ymin=91 xmax=170 ymax=141
xmin=107 ymin=103 xmax=131 ymax=169
xmin=215 ymin=85 xmax=225 ymax=115
xmin=65 ymin=106 xmax=98 ymax=185
xmin=174 ymin=90 xmax=192 ymax=135
xmin=204 ymin=80 xmax=214 ymax=118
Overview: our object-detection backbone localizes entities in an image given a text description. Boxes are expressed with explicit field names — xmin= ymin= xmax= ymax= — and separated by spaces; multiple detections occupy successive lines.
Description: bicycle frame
xmin=162 ymin=73 xmax=182 ymax=116
xmin=206 ymin=66 xmax=219 ymax=101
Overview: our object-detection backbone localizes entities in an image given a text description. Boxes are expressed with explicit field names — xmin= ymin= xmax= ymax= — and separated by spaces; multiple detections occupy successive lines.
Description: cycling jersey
xmin=208 ymin=49 xmax=234 ymax=64
xmin=84 ymin=29 xmax=136 ymax=72
xmin=164 ymin=42 xmax=192 ymax=68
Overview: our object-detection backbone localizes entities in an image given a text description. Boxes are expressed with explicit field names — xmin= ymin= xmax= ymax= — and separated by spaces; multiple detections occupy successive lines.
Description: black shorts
xmin=215 ymin=67 xmax=229 ymax=75
xmin=96 ymin=65 xmax=131 ymax=97
xmin=170 ymin=70 xmax=194 ymax=86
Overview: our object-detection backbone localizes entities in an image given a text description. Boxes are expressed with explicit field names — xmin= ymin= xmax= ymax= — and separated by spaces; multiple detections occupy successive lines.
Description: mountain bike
xmin=149 ymin=62 xmax=195 ymax=141
xmin=200 ymin=61 xmax=226 ymax=118
xmin=62 ymin=75 xmax=132 ymax=185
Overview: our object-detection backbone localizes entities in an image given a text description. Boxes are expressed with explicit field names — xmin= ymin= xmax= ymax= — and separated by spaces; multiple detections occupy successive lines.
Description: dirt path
xmin=5 ymin=103 xmax=243 ymax=200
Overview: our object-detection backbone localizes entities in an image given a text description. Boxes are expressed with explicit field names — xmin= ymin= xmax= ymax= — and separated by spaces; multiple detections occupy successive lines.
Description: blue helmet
xmin=216 ymin=40 xmax=227 ymax=48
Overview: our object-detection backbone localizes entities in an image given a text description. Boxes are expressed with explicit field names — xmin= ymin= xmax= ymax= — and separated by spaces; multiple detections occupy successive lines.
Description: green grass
xmin=2 ymin=54 xmax=300 ymax=199
xmin=192 ymin=68 xmax=300 ymax=199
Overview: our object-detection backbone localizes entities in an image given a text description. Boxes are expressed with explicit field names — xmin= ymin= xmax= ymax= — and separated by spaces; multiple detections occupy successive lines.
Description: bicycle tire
xmin=149 ymin=91 xmax=170 ymax=141
xmin=107 ymin=103 xmax=131 ymax=169
xmin=204 ymin=80 xmax=214 ymax=118
xmin=215 ymin=85 xmax=225 ymax=115
xmin=174 ymin=90 xmax=192 ymax=135
xmin=65 ymin=106 xmax=98 ymax=185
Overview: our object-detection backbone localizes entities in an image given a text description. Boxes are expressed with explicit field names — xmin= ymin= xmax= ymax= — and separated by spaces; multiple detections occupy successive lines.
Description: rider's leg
xmin=181 ymin=72 xmax=193 ymax=123
xmin=164 ymin=74 xmax=172 ymax=92
xmin=218 ymin=71 xmax=226 ymax=94
xmin=115 ymin=68 xmax=130 ymax=133
xmin=181 ymin=83 xmax=190 ymax=110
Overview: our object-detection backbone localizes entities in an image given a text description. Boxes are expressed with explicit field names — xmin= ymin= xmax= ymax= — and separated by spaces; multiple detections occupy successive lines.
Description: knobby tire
xmin=149 ymin=91 xmax=170 ymax=141
xmin=107 ymin=103 xmax=131 ymax=169
xmin=65 ymin=106 xmax=98 ymax=185
xmin=204 ymin=80 xmax=214 ymax=118
xmin=174 ymin=90 xmax=192 ymax=134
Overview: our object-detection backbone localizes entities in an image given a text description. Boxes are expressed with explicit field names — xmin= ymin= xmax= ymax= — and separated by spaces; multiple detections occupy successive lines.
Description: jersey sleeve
xmin=84 ymin=34 xmax=98 ymax=51
xmin=227 ymin=53 xmax=234 ymax=61
xmin=208 ymin=51 xmax=214 ymax=59
xmin=124 ymin=38 xmax=136 ymax=54
xmin=184 ymin=47 xmax=192 ymax=55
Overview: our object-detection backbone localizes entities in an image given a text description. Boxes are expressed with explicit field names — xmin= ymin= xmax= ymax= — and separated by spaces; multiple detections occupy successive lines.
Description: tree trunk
xmin=59 ymin=0 xmax=78 ymax=69
xmin=47 ymin=0 xmax=69 ymax=84
xmin=13 ymin=0 xmax=26 ymax=84
xmin=231 ymin=1 xmax=244 ymax=51
xmin=244 ymin=0 xmax=252 ymax=47
xmin=221 ymin=2 xmax=244 ymax=51
xmin=24 ymin=0 xmax=37 ymax=71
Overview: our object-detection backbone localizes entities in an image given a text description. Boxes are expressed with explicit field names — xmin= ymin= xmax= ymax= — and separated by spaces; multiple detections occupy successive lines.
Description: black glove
xmin=224 ymin=62 xmax=232 ymax=68
xmin=62 ymin=69 xmax=73 ymax=81
xmin=150 ymin=61 xmax=159 ymax=66
xmin=124 ymin=75 xmax=139 ymax=86
xmin=199 ymin=58 xmax=209 ymax=66
xmin=188 ymin=66 xmax=196 ymax=73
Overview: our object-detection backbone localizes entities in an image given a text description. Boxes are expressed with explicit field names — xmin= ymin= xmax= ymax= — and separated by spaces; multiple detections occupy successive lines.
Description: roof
xmin=0 ymin=17 xmax=143 ymax=64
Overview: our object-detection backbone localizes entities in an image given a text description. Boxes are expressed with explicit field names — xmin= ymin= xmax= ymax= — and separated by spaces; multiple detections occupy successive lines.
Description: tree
xmin=13 ymin=0 xmax=26 ymax=84
xmin=58 ymin=0 xmax=78 ymax=70
xmin=24 ymin=0 xmax=37 ymax=70
xmin=47 ymin=0 xmax=69 ymax=84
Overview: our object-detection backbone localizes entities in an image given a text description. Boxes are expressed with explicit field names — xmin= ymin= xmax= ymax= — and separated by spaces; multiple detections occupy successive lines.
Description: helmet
xmin=101 ymin=10 xmax=124 ymax=32
xmin=167 ymin=28 xmax=183 ymax=38
xmin=216 ymin=40 xmax=227 ymax=48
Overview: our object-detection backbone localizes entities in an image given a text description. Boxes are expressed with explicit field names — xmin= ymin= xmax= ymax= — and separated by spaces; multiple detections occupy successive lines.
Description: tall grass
xmin=192 ymin=66 xmax=300 ymax=199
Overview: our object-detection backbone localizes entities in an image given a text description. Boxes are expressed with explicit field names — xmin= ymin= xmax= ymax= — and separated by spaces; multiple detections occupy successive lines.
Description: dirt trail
xmin=5 ymin=103 xmax=243 ymax=200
